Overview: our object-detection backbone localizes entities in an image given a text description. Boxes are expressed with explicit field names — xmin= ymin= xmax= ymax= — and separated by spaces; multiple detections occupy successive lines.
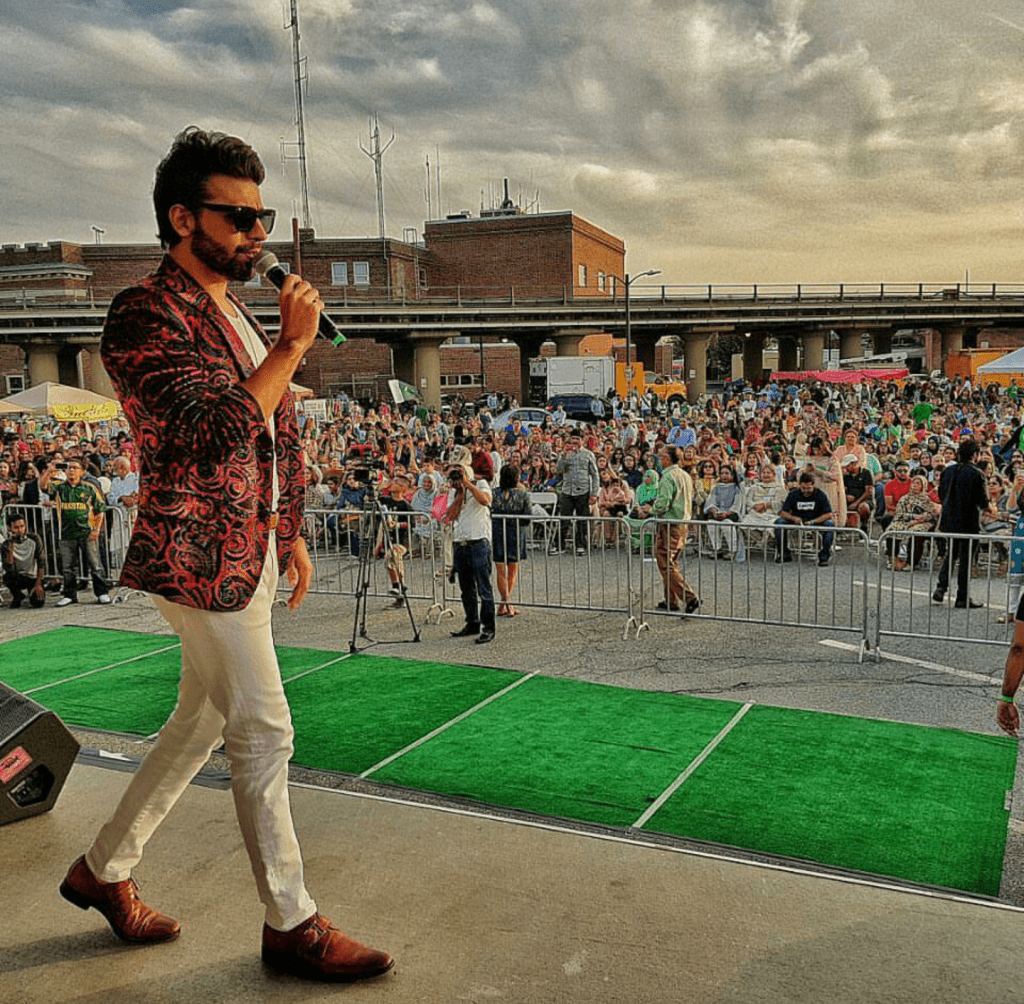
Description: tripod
xmin=349 ymin=490 xmax=421 ymax=652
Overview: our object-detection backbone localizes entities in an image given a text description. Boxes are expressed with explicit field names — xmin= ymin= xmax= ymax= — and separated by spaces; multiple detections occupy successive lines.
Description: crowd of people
xmin=4 ymin=371 xmax=1024 ymax=619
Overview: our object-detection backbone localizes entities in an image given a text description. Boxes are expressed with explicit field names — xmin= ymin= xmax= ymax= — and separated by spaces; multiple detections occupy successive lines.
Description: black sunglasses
xmin=197 ymin=202 xmax=276 ymax=235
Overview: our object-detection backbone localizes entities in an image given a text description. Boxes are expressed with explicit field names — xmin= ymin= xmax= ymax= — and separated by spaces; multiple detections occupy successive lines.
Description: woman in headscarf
xmin=999 ymin=471 xmax=1024 ymax=624
xmin=410 ymin=471 xmax=443 ymax=556
xmin=628 ymin=468 xmax=661 ymax=552
xmin=889 ymin=473 xmax=940 ymax=571
xmin=704 ymin=463 xmax=745 ymax=561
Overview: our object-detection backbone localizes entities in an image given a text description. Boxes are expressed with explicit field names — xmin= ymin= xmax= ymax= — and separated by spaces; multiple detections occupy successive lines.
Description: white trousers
xmin=86 ymin=536 xmax=317 ymax=932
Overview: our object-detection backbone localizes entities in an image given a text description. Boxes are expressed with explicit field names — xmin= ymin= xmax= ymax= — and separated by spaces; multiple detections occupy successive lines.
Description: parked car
xmin=547 ymin=393 xmax=611 ymax=422
xmin=490 ymin=407 xmax=552 ymax=433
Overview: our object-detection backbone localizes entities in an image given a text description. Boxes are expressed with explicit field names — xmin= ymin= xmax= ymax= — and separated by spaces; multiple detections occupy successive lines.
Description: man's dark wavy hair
xmin=153 ymin=126 xmax=265 ymax=248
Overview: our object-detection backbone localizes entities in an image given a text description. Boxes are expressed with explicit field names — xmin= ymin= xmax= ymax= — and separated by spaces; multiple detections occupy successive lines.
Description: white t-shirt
xmin=226 ymin=309 xmax=279 ymax=510
xmin=450 ymin=479 xmax=492 ymax=541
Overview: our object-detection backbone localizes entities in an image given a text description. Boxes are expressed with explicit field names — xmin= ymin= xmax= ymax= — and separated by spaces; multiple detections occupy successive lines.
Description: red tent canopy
xmin=771 ymin=368 xmax=909 ymax=384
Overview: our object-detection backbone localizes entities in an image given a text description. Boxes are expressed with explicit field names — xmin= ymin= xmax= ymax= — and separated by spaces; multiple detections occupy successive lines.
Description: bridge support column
xmin=553 ymin=332 xmax=582 ymax=356
xmin=392 ymin=341 xmax=415 ymax=385
xmin=84 ymin=346 xmax=116 ymax=399
xmin=940 ymin=326 xmax=965 ymax=362
xmin=776 ymin=335 xmax=798 ymax=373
xmin=872 ymin=330 xmax=893 ymax=356
xmin=838 ymin=328 xmax=863 ymax=362
xmin=26 ymin=343 xmax=60 ymax=386
xmin=742 ymin=332 xmax=765 ymax=383
xmin=410 ymin=332 xmax=449 ymax=411
xmin=802 ymin=332 xmax=825 ymax=371
xmin=682 ymin=333 xmax=709 ymax=402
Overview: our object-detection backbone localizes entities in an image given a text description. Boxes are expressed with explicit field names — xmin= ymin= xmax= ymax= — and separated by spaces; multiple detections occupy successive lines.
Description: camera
xmin=55 ymin=462 xmax=68 ymax=471
xmin=449 ymin=468 xmax=463 ymax=483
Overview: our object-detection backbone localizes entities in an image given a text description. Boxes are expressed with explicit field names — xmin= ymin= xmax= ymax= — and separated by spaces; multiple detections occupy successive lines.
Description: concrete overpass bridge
xmin=3 ymin=281 xmax=1023 ymax=407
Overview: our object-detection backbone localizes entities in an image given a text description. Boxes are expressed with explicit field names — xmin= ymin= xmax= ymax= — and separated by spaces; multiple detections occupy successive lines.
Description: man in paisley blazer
xmin=59 ymin=128 xmax=393 ymax=984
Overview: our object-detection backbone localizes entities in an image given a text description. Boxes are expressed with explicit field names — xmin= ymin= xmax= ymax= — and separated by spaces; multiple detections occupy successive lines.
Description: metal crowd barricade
xmin=874 ymin=528 xmax=1017 ymax=655
xmin=634 ymin=516 xmax=873 ymax=660
xmin=1 ymin=501 xmax=134 ymax=595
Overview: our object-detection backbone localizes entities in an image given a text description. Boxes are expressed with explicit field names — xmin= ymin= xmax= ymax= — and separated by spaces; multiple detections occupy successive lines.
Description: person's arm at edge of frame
xmin=998 ymin=618 xmax=1024 ymax=737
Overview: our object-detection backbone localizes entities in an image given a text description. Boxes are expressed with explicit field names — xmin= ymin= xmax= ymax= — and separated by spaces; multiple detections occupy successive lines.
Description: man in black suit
xmin=932 ymin=439 xmax=993 ymax=608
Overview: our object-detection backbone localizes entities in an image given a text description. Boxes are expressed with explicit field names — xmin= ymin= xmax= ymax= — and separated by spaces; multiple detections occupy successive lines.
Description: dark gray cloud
xmin=3 ymin=0 xmax=1024 ymax=282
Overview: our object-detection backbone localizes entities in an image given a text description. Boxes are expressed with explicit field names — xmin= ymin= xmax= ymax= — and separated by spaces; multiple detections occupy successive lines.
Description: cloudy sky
xmin=5 ymin=0 xmax=1024 ymax=285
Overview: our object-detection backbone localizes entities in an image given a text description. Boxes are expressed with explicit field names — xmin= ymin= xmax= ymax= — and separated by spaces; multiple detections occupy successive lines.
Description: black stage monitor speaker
xmin=0 ymin=681 xmax=79 ymax=826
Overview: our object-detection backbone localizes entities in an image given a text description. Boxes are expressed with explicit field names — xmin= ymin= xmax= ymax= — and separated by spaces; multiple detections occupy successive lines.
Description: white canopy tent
xmin=978 ymin=347 xmax=1024 ymax=374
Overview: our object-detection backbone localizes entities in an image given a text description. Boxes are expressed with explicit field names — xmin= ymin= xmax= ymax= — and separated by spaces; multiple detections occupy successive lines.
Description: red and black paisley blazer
xmin=100 ymin=256 xmax=304 ymax=611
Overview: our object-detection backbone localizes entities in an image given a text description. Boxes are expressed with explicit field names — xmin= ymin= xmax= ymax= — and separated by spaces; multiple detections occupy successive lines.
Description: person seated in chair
xmin=774 ymin=473 xmax=835 ymax=567
xmin=704 ymin=464 xmax=745 ymax=561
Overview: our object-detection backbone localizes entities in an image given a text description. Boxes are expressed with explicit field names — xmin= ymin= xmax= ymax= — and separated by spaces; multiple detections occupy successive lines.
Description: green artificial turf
xmin=370 ymin=675 xmax=744 ymax=827
xmin=23 ymin=647 xmax=184 ymax=735
xmin=0 ymin=626 xmax=179 ymax=693
xmin=642 ymin=704 xmax=1018 ymax=895
xmin=286 ymin=654 xmax=524 ymax=774
xmin=1 ymin=629 xmax=1016 ymax=896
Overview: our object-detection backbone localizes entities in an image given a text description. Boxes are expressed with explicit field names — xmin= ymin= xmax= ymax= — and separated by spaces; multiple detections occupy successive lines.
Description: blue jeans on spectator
xmin=59 ymin=537 xmax=109 ymax=601
xmin=452 ymin=538 xmax=495 ymax=632
xmin=773 ymin=518 xmax=836 ymax=562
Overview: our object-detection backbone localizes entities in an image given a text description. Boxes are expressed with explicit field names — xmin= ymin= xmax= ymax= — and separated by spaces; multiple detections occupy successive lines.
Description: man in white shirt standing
xmin=446 ymin=446 xmax=495 ymax=644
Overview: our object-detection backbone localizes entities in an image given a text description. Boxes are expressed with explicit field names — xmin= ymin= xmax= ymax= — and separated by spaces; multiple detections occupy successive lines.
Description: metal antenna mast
xmin=360 ymin=114 xmax=395 ymax=239
xmin=280 ymin=0 xmax=311 ymax=229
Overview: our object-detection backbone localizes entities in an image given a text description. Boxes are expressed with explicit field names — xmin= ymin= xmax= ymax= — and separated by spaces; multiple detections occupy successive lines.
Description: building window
xmin=353 ymin=261 xmax=370 ymax=285
xmin=331 ymin=262 xmax=348 ymax=285
xmin=578 ymin=264 xmax=587 ymax=288
xmin=597 ymin=271 xmax=606 ymax=292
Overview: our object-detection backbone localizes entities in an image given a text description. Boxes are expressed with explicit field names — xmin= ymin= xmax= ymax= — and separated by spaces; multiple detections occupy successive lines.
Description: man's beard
xmin=191 ymin=222 xmax=256 ymax=283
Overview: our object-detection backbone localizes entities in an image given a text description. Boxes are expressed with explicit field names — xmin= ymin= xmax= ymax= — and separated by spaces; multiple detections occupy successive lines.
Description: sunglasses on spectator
xmin=197 ymin=202 xmax=277 ymax=235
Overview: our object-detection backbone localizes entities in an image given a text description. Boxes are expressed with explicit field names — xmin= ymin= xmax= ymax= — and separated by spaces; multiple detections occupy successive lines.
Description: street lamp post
xmin=624 ymin=269 xmax=660 ymax=400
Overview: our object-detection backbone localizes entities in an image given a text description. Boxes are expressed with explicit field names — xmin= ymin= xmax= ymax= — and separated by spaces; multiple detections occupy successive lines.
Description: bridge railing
xmin=7 ymin=281 xmax=1024 ymax=311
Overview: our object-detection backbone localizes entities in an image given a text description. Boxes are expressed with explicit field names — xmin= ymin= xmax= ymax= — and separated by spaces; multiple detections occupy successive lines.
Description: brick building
xmin=0 ymin=206 xmax=627 ymax=403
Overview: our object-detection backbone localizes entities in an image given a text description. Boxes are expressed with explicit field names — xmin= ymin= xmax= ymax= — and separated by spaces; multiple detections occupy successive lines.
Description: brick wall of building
xmin=423 ymin=211 xmax=625 ymax=298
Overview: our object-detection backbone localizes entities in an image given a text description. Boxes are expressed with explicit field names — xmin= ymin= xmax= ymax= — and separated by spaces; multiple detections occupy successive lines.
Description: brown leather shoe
xmin=59 ymin=856 xmax=180 ymax=944
xmin=262 ymin=913 xmax=394 ymax=982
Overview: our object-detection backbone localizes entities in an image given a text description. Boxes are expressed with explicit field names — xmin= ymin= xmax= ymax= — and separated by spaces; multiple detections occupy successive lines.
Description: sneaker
xmin=388 ymin=585 xmax=402 ymax=598
xmin=575 ymin=547 xmax=587 ymax=556
xmin=817 ymin=557 xmax=831 ymax=568
xmin=548 ymin=545 xmax=562 ymax=555
xmin=56 ymin=596 xmax=76 ymax=608
xmin=97 ymin=594 xmax=112 ymax=605
xmin=774 ymin=553 xmax=793 ymax=564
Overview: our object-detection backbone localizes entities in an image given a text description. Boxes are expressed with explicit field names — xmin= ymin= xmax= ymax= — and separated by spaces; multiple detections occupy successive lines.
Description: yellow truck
xmin=616 ymin=361 xmax=688 ymax=410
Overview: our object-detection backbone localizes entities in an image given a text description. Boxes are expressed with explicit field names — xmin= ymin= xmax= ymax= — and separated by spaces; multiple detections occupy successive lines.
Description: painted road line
xmin=24 ymin=642 xmax=182 ymax=695
xmin=360 ymin=672 xmax=537 ymax=779
xmin=282 ymin=653 xmax=352 ymax=685
xmin=819 ymin=639 xmax=999 ymax=684
xmin=630 ymin=702 xmax=755 ymax=830
xmin=854 ymin=579 xmax=933 ymax=598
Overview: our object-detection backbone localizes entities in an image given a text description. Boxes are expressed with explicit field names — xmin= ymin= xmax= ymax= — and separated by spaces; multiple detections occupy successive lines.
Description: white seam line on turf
xmin=820 ymin=639 xmax=999 ymax=684
xmin=282 ymin=653 xmax=352 ymax=685
xmin=630 ymin=702 xmax=755 ymax=830
xmin=286 ymin=780 xmax=1024 ymax=915
xmin=359 ymin=672 xmax=537 ymax=779
xmin=23 ymin=643 xmax=182 ymax=695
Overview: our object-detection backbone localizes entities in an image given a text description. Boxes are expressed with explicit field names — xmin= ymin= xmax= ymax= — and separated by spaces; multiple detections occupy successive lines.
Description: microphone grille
xmin=253 ymin=251 xmax=279 ymax=277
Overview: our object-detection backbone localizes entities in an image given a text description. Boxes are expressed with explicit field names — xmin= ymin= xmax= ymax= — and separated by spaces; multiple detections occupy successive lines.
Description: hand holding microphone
xmin=254 ymin=251 xmax=346 ymax=347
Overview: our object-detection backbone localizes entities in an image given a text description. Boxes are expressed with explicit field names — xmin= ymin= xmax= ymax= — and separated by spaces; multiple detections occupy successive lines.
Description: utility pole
xmin=361 ymin=114 xmax=394 ymax=240
xmin=280 ymin=0 xmax=311 ymax=229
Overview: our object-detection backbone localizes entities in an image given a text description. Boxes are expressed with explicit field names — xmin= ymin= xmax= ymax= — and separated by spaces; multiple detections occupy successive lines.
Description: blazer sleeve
xmin=102 ymin=286 xmax=268 ymax=464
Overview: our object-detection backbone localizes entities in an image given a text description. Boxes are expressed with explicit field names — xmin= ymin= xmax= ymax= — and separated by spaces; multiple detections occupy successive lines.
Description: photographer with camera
xmin=446 ymin=447 xmax=496 ymax=644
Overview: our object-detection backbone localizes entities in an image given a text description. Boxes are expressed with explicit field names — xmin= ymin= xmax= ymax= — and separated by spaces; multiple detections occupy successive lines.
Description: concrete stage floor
xmin=4 ymin=760 xmax=1023 ymax=1004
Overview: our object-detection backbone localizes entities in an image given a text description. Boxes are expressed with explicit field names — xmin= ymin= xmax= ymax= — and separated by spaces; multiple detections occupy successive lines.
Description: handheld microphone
xmin=253 ymin=251 xmax=346 ymax=346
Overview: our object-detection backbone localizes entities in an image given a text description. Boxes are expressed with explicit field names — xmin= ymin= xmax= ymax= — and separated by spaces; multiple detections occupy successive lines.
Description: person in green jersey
xmin=39 ymin=457 xmax=110 ymax=606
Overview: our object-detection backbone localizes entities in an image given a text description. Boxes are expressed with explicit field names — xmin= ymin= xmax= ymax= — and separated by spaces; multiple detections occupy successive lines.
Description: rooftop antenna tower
xmin=361 ymin=114 xmax=395 ymax=239
xmin=280 ymin=0 xmax=311 ymax=229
